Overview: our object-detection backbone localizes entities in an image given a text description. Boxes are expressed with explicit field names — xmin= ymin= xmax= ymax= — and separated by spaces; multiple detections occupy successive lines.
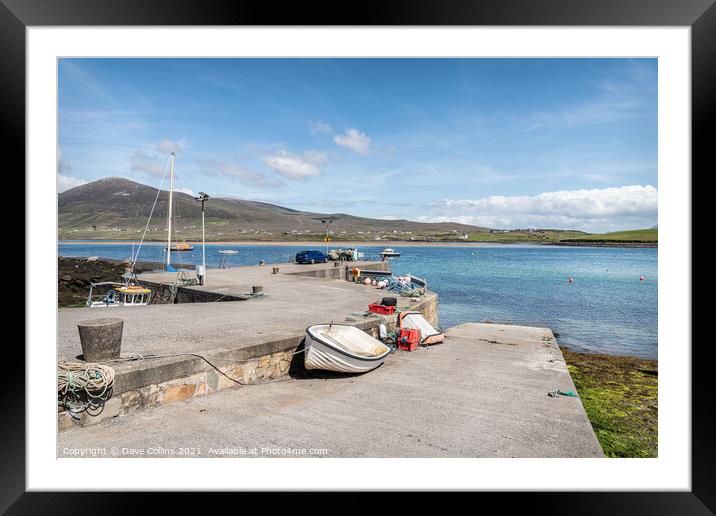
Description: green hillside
xmin=58 ymin=178 xmax=657 ymax=246
xmin=466 ymin=229 xmax=588 ymax=243
xmin=58 ymin=177 xmax=488 ymax=241
xmin=561 ymin=228 xmax=658 ymax=244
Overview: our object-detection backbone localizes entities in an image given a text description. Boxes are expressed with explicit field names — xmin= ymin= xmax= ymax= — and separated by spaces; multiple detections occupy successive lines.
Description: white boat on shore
xmin=304 ymin=324 xmax=391 ymax=373
xmin=398 ymin=311 xmax=444 ymax=345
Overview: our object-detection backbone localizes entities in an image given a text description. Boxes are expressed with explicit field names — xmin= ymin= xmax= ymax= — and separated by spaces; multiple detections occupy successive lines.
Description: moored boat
xmin=218 ymin=249 xmax=239 ymax=255
xmin=87 ymin=282 xmax=151 ymax=308
xmin=379 ymin=247 xmax=401 ymax=259
xmin=304 ymin=324 xmax=392 ymax=373
xmin=167 ymin=241 xmax=194 ymax=252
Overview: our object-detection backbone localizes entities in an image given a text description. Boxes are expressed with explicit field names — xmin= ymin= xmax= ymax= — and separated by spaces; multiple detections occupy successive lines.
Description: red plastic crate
xmin=368 ymin=303 xmax=396 ymax=315
xmin=398 ymin=328 xmax=421 ymax=351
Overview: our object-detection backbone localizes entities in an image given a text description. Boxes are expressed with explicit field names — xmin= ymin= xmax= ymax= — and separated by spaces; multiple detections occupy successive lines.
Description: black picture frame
xmin=4 ymin=0 xmax=706 ymax=512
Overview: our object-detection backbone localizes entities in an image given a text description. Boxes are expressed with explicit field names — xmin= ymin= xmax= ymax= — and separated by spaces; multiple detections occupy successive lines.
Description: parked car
xmin=295 ymin=250 xmax=329 ymax=264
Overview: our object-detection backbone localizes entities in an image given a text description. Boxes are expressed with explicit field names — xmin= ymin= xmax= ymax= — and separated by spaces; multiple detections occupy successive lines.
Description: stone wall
xmin=284 ymin=261 xmax=391 ymax=281
xmin=142 ymin=280 xmax=247 ymax=305
xmin=419 ymin=294 xmax=439 ymax=328
xmin=59 ymin=348 xmax=297 ymax=431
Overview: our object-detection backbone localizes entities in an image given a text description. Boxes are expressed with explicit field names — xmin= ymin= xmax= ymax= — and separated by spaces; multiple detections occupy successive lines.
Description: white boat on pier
xmin=304 ymin=324 xmax=391 ymax=373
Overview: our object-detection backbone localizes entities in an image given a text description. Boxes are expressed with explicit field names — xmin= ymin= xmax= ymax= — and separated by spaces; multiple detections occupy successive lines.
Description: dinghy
xmin=304 ymin=324 xmax=392 ymax=373
xmin=398 ymin=311 xmax=444 ymax=345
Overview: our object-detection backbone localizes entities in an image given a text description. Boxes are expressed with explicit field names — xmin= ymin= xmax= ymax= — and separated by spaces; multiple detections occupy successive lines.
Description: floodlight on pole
xmin=194 ymin=192 xmax=210 ymax=284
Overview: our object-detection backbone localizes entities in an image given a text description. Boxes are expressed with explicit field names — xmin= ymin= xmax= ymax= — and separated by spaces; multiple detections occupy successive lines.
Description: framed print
xmin=4 ymin=0 xmax=708 ymax=511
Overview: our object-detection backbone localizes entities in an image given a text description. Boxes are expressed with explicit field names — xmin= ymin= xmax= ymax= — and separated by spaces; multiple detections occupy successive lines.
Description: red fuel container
xmin=398 ymin=328 xmax=421 ymax=351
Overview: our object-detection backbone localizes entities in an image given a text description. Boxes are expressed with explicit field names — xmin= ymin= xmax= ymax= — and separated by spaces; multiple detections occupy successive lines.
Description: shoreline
xmin=558 ymin=344 xmax=656 ymax=362
xmin=560 ymin=348 xmax=658 ymax=457
xmin=56 ymin=256 xmax=659 ymax=362
xmin=57 ymin=239 xmax=549 ymax=248
xmin=550 ymin=241 xmax=657 ymax=248
xmin=58 ymin=239 xmax=656 ymax=248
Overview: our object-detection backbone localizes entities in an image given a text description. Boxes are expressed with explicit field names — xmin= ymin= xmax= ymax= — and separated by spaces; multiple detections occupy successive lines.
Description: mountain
xmin=58 ymin=177 xmax=488 ymax=241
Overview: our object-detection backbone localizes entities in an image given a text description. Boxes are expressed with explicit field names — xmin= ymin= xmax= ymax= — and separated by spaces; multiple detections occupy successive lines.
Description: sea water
xmin=58 ymin=242 xmax=658 ymax=359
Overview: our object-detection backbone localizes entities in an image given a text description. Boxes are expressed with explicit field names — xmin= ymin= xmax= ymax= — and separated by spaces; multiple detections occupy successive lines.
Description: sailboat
xmin=87 ymin=152 xmax=193 ymax=305
xmin=162 ymin=152 xmax=194 ymax=268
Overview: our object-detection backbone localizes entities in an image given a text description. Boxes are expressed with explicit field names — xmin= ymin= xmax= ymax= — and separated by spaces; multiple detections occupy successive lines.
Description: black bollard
xmin=78 ymin=318 xmax=124 ymax=362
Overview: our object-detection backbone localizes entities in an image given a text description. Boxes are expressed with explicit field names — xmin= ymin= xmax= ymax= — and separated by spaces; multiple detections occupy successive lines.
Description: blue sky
xmin=58 ymin=58 xmax=658 ymax=232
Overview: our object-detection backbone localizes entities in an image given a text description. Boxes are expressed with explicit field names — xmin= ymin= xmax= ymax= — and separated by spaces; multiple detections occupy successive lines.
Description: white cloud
xmin=198 ymin=159 xmax=282 ymax=187
xmin=178 ymin=187 xmax=196 ymax=197
xmin=532 ymin=65 xmax=656 ymax=129
xmin=130 ymin=150 xmax=165 ymax=177
xmin=419 ymin=185 xmax=658 ymax=232
xmin=57 ymin=148 xmax=89 ymax=192
xmin=334 ymin=128 xmax=371 ymax=155
xmin=129 ymin=140 xmax=185 ymax=178
xmin=262 ymin=150 xmax=326 ymax=180
xmin=309 ymin=121 xmax=332 ymax=135
xmin=58 ymin=173 xmax=89 ymax=192
xmin=57 ymin=147 xmax=72 ymax=175
xmin=59 ymin=61 xmax=114 ymax=105
xmin=154 ymin=139 xmax=185 ymax=154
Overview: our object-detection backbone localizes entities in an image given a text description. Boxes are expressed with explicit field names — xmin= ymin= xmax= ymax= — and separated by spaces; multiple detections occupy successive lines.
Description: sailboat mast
xmin=166 ymin=152 xmax=175 ymax=267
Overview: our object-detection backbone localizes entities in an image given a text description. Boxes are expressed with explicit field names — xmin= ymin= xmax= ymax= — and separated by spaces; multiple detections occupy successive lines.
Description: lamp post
xmin=321 ymin=219 xmax=334 ymax=255
xmin=194 ymin=192 xmax=209 ymax=284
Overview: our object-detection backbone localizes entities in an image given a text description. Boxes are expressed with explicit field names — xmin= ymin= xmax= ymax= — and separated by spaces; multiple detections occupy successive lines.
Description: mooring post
xmin=77 ymin=318 xmax=124 ymax=362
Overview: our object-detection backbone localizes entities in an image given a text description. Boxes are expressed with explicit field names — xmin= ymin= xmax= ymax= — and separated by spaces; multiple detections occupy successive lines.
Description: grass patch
xmin=562 ymin=349 xmax=658 ymax=458
xmin=466 ymin=230 xmax=587 ymax=243
xmin=563 ymin=228 xmax=658 ymax=243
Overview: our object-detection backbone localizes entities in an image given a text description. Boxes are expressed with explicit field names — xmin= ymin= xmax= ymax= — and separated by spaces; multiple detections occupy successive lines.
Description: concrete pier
xmin=58 ymin=323 xmax=603 ymax=457
xmin=57 ymin=260 xmax=437 ymax=428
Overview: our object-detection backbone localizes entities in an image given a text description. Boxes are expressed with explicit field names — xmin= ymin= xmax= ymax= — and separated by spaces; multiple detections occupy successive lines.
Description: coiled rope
xmin=57 ymin=347 xmax=309 ymax=416
xmin=57 ymin=361 xmax=115 ymax=415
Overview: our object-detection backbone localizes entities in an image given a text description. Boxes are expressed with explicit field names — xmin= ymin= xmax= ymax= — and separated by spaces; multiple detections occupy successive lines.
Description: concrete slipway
xmin=58 ymin=318 xmax=603 ymax=457
xmin=58 ymin=261 xmax=398 ymax=359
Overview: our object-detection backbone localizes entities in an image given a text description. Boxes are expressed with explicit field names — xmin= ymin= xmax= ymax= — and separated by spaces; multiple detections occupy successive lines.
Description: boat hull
xmin=399 ymin=311 xmax=444 ymax=345
xmin=304 ymin=325 xmax=390 ymax=373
